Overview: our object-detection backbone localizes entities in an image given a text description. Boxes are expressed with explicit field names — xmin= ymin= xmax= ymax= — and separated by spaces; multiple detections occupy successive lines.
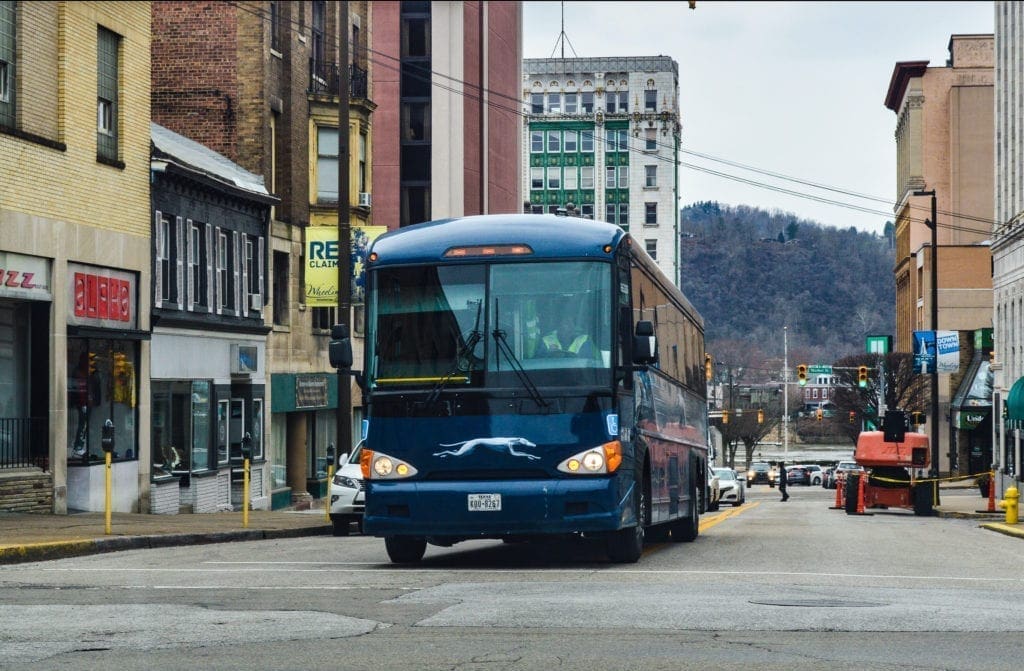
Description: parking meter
xmin=240 ymin=432 xmax=253 ymax=460
xmin=101 ymin=419 xmax=115 ymax=454
xmin=326 ymin=442 xmax=336 ymax=469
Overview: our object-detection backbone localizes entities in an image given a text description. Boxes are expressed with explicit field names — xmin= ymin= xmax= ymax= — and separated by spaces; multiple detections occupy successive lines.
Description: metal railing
xmin=308 ymin=60 xmax=368 ymax=99
xmin=0 ymin=417 xmax=47 ymax=470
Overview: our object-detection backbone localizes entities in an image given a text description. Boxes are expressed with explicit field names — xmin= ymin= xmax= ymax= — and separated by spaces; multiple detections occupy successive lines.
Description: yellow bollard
xmin=104 ymin=450 xmax=112 ymax=535
xmin=325 ymin=464 xmax=334 ymax=522
xmin=999 ymin=486 xmax=1019 ymax=525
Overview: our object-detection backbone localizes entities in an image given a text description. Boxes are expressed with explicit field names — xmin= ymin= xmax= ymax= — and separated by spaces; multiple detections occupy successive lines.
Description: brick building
xmin=0 ymin=2 xmax=153 ymax=513
xmin=152 ymin=1 xmax=373 ymax=509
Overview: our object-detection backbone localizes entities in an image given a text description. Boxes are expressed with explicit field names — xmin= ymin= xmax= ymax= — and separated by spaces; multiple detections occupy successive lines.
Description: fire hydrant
xmin=999 ymin=486 xmax=1019 ymax=525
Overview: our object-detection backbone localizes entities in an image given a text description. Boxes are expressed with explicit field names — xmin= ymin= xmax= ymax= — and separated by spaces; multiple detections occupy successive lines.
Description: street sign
xmin=808 ymin=365 xmax=832 ymax=374
xmin=866 ymin=335 xmax=892 ymax=354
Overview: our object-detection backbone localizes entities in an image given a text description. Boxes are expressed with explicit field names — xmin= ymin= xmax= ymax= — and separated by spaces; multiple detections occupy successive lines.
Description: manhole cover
xmin=749 ymin=598 xmax=886 ymax=608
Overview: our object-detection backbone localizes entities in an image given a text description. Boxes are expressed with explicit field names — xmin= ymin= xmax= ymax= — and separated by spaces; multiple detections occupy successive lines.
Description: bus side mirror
xmin=329 ymin=324 xmax=353 ymax=369
xmin=633 ymin=320 xmax=658 ymax=365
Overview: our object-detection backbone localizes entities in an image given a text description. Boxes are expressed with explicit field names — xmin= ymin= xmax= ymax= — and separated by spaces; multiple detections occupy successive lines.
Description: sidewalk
xmin=0 ymin=507 xmax=333 ymax=565
xmin=933 ymin=485 xmax=1024 ymax=540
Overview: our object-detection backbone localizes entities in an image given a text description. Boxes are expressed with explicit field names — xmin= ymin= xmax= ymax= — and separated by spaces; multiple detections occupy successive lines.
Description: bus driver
xmin=542 ymin=313 xmax=594 ymax=358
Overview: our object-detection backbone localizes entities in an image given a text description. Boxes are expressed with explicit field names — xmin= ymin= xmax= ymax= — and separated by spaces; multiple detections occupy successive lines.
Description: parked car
xmin=747 ymin=461 xmax=776 ymax=487
xmin=329 ymin=442 xmax=366 ymax=536
xmin=713 ymin=467 xmax=745 ymax=506
xmin=706 ymin=465 xmax=721 ymax=511
xmin=821 ymin=466 xmax=835 ymax=488
xmin=829 ymin=460 xmax=864 ymax=489
xmin=804 ymin=464 xmax=824 ymax=486
xmin=786 ymin=464 xmax=808 ymax=485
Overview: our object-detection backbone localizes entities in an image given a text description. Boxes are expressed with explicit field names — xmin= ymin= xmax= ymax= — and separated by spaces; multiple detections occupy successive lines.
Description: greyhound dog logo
xmin=434 ymin=437 xmax=540 ymax=460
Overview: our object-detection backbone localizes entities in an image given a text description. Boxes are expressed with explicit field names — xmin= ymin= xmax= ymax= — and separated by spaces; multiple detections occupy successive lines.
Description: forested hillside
xmin=678 ymin=201 xmax=895 ymax=366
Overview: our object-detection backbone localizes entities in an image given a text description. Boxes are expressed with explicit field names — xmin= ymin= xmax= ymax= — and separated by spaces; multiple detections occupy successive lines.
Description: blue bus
xmin=357 ymin=214 xmax=710 ymax=563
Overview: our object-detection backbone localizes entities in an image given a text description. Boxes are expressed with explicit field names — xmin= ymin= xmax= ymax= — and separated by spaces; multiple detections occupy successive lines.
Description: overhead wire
xmin=224 ymin=1 xmax=1004 ymax=240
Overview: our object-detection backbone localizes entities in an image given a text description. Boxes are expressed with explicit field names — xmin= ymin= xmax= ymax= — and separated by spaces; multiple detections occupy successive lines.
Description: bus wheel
xmin=384 ymin=536 xmax=427 ymax=564
xmin=672 ymin=476 xmax=699 ymax=542
xmin=607 ymin=479 xmax=645 ymax=563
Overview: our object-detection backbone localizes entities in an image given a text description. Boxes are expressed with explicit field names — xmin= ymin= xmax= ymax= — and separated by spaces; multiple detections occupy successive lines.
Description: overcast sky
xmin=521 ymin=1 xmax=995 ymax=235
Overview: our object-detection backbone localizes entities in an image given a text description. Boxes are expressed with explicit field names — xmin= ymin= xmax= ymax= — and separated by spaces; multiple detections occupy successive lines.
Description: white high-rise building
xmin=522 ymin=56 xmax=682 ymax=285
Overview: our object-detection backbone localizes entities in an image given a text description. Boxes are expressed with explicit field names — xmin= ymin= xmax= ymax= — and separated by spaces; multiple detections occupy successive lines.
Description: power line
xmin=222 ymin=1 xmax=1003 ymax=239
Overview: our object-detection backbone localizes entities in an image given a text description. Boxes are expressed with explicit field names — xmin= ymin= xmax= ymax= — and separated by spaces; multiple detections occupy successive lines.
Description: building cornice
xmin=884 ymin=61 xmax=930 ymax=112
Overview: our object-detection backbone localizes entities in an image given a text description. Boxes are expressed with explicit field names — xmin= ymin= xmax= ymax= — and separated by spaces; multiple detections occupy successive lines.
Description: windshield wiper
xmin=491 ymin=300 xmax=548 ymax=408
xmin=422 ymin=300 xmax=483 ymax=407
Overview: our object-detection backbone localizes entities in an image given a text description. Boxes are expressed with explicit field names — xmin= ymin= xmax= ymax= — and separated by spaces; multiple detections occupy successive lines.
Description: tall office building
xmin=522 ymin=56 xmax=682 ymax=285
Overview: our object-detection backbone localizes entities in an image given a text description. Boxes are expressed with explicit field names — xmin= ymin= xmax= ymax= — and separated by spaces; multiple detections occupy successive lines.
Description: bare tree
xmin=830 ymin=352 xmax=930 ymax=443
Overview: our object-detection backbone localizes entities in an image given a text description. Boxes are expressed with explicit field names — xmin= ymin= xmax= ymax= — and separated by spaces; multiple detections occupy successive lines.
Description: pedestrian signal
xmin=857 ymin=365 xmax=868 ymax=388
xmin=797 ymin=364 xmax=807 ymax=386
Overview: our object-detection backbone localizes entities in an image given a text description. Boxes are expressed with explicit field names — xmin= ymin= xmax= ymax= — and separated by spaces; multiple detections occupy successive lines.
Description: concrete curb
xmin=0 ymin=524 xmax=332 ymax=565
xmin=980 ymin=521 xmax=1024 ymax=539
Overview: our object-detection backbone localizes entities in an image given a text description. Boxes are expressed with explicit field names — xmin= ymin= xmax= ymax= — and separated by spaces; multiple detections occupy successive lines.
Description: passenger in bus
xmin=542 ymin=314 xmax=594 ymax=358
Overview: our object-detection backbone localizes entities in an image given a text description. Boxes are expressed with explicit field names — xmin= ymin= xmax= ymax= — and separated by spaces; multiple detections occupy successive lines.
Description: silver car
xmin=713 ymin=467 xmax=746 ymax=507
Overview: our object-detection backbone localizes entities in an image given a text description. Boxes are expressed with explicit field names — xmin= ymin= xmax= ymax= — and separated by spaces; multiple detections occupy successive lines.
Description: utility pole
xmin=914 ymin=189 xmax=938 ymax=477
xmin=783 ymin=326 xmax=789 ymax=459
xmin=336 ymin=2 xmax=352 ymax=464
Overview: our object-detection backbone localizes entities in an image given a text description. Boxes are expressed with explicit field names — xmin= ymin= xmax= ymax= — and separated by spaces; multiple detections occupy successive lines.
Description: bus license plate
xmin=468 ymin=493 xmax=501 ymax=511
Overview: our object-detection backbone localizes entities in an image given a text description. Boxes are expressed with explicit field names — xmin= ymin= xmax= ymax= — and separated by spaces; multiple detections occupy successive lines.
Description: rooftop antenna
xmin=548 ymin=1 xmax=578 ymax=59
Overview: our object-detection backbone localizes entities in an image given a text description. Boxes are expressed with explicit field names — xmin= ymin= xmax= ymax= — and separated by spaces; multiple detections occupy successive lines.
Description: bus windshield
xmin=368 ymin=261 xmax=613 ymax=388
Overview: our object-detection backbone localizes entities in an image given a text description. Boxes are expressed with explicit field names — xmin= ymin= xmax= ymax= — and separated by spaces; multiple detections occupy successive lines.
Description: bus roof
xmin=367 ymin=214 xmax=628 ymax=266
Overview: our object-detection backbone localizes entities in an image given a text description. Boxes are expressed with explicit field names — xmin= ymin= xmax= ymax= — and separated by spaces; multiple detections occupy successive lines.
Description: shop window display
xmin=67 ymin=338 xmax=137 ymax=463
xmin=152 ymin=380 xmax=213 ymax=474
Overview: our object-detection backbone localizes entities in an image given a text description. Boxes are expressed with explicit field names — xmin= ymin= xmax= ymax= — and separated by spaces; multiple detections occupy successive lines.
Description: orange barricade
xmin=856 ymin=473 xmax=866 ymax=515
xmin=988 ymin=470 xmax=996 ymax=513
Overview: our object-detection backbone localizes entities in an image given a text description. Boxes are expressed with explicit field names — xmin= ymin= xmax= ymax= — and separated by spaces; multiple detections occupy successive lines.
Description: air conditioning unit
xmin=358 ymin=192 xmax=372 ymax=208
xmin=249 ymin=294 xmax=263 ymax=311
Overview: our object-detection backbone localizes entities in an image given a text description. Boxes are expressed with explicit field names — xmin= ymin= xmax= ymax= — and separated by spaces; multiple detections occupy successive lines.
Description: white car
xmin=803 ymin=464 xmax=824 ymax=486
xmin=706 ymin=464 xmax=721 ymax=512
xmin=713 ymin=467 xmax=745 ymax=506
xmin=329 ymin=443 xmax=365 ymax=536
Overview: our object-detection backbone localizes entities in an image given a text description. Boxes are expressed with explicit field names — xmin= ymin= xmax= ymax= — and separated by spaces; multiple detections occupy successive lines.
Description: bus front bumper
xmin=363 ymin=477 xmax=628 ymax=538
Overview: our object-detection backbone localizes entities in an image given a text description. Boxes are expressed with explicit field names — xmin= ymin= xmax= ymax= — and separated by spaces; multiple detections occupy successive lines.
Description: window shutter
xmin=257 ymin=235 xmax=265 ymax=312
xmin=154 ymin=211 xmax=163 ymax=306
xmin=186 ymin=219 xmax=195 ymax=311
xmin=206 ymin=224 xmax=214 ymax=313
xmin=232 ymin=230 xmax=240 ymax=316
xmin=241 ymin=233 xmax=249 ymax=314
xmin=215 ymin=228 xmax=223 ymax=316
xmin=175 ymin=216 xmax=185 ymax=310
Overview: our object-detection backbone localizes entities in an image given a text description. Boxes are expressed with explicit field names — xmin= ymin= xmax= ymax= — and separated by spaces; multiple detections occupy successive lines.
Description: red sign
xmin=73 ymin=272 xmax=131 ymax=322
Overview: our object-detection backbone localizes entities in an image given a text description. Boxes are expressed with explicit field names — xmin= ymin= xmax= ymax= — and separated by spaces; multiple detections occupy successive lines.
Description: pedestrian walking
xmin=778 ymin=461 xmax=789 ymax=501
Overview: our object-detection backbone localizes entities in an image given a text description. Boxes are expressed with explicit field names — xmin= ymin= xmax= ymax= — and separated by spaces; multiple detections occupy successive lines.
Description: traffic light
xmin=910 ymin=411 xmax=926 ymax=425
xmin=797 ymin=364 xmax=807 ymax=386
xmin=816 ymin=407 xmax=823 ymax=421
xmin=721 ymin=410 xmax=729 ymax=424
xmin=757 ymin=409 xmax=764 ymax=424
xmin=88 ymin=352 xmax=98 ymax=374
xmin=857 ymin=365 xmax=868 ymax=388
xmin=849 ymin=410 xmax=856 ymax=424
xmin=705 ymin=353 xmax=713 ymax=381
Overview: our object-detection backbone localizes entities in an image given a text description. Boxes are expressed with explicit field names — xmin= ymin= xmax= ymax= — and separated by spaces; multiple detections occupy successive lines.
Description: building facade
xmin=152 ymin=0 xmax=373 ymax=509
xmin=0 ymin=1 xmax=152 ymax=513
xmin=370 ymin=1 xmax=523 ymax=230
xmin=884 ymin=34 xmax=995 ymax=475
xmin=522 ymin=55 xmax=682 ymax=285
xmin=992 ymin=2 xmax=1024 ymax=490
xmin=149 ymin=122 xmax=278 ymax=513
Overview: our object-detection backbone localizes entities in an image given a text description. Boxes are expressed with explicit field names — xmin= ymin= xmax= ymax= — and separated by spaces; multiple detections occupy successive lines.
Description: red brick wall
xmin=370 ymin=2 xmax=401 ymax=231
xmin=151 ymin=1 xmax=240 ymax=162
xmin=462 ymin=2 xmax=483 ymax=215
xmin=485 ymin=2 xmax=522 ymax=215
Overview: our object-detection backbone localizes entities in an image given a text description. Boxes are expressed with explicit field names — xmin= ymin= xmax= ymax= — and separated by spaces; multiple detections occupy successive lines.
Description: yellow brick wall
xmin=0 ymin=1 xmax=151 ymax=241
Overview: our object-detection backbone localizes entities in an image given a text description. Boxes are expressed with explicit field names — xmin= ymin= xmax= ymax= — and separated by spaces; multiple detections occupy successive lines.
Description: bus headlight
xmin=360 ymin=449 xmax=418 ymax=480
xmin=557 ymin=441 xmax=622 ymax=475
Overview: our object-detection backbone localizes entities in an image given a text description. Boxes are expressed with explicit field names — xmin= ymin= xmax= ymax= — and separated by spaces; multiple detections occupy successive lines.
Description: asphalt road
xmin=1 ymin=485 xmax=1022 ymax=670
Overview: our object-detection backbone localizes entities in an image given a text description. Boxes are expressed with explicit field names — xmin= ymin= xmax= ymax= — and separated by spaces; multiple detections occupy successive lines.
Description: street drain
xmin=749 ymin=598 xmax=886 ymax=608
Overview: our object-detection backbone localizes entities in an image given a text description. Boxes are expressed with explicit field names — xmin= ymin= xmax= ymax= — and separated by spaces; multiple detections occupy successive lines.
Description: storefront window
xmin=152 ymin=379 xmax=213 ymax=474
xmin=67 ymin=338 xmax=137 ymax=464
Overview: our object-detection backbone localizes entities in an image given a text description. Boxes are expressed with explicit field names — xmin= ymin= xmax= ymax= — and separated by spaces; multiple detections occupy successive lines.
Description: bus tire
xmin=607 ymin=477 xmax=645 ymax=563
xmin=384 ymin=536 xmax=427 ymax=564
xmin=844 ymin=474 xmax=860 ymax=515
xmin=672 ymin=474 xmax=699 ymax=543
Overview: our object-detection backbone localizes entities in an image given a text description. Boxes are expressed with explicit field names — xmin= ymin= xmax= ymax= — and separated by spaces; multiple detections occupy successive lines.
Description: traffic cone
xmin=978 ymin=470 xmax=997 ymax=514
xmin=830 ymin=476 xmax=842 ymax=509
xmin=856 ymin=472 xmax=867 ymax=515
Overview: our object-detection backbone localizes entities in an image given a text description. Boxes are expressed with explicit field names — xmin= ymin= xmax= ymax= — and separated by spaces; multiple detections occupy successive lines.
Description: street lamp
xmin=913 ymin=188 xmax=939 ymax=477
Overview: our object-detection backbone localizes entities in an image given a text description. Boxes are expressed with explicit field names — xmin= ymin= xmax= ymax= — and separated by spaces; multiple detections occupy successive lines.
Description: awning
xmin=1007 ymin=376 xmax=1024 ymax=425
xmin=951 ymin=353 xmax=992 ymax=430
